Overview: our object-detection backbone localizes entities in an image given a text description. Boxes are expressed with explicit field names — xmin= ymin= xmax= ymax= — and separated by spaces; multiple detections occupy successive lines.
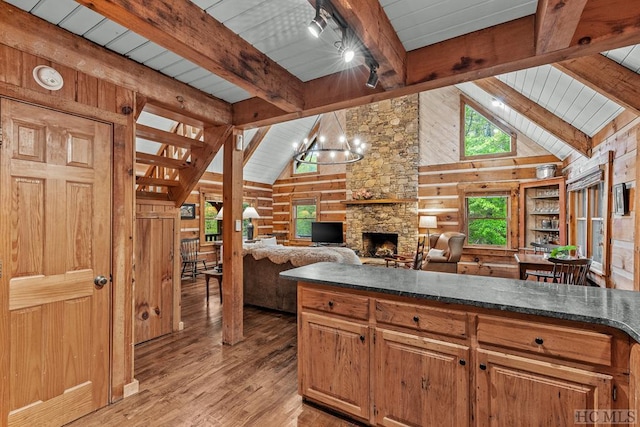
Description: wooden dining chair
xmin=548 ymin=257 xmax=592 ymax=286
xmin=523 ymin=243 xmax=561 ymax=282
xmin=180 ymin=238 xmax=207 ymax=278
xmin=385 ymin=236 xmax=426 ymax=270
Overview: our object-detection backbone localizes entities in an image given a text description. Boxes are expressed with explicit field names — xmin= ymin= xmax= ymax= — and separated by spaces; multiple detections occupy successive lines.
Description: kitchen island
xmin=281 ymin=262 xmax=640 ymax=426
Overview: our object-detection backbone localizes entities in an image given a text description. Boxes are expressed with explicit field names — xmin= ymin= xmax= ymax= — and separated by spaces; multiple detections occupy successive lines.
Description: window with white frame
xmin=574 ymin=181 xmax=604 ymax=271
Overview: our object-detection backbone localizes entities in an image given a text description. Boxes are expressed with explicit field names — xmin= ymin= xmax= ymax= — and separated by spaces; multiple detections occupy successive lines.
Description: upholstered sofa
xmin=243 ymin=244 xmax=361 ymax=313
xmin=422 ymin=232 xmax=466 ymax=273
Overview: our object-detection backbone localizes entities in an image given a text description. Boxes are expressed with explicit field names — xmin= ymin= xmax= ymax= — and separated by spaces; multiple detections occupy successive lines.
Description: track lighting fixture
xmin=366 ymin=63 xmax=379 ymax=89
xmin=308 ymin=2 xmax=329 ymax=38
xmin=337 ymin=28 xmax=355 ymax=63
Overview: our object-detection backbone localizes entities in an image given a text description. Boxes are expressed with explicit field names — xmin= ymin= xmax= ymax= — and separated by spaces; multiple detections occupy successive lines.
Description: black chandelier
xmin=292 ymin=113 xmax=366 ymax=165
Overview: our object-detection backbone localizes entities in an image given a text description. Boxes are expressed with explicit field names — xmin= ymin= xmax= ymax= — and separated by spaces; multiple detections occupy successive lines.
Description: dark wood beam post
xmin=222 ymin=129 xmax=244 ymax=345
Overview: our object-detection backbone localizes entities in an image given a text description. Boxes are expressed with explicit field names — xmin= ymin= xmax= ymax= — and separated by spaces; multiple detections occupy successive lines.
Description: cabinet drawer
xmin=375 ymin=299 xmax=467 ymax=338
xmin=476 ymin=315 xmax=612 ymax=366
xmin=300 ymin=287 xmax=369 ymax=320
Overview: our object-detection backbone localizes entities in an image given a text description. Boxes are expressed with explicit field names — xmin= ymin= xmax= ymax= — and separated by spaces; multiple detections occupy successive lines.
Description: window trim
xmin=459 ymin=182 xmax=519 ymax=250
xmin=199 ymin=188 xmax=222 ymax=246
xmin=459 ymin=95 xmax=517 ymax=161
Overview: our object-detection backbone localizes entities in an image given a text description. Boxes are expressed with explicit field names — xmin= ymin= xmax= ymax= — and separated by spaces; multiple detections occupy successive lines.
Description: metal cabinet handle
xmin=413 ymin=315 xmax=419 ymax=322
xmin=360 ymin=335 xmax=365 ymax=342
xmin=535 ymin=337 xmax=544 ymax=345
xmin=328 ymin=301 xmax=334 ymax=308
xmin=459 ymin=359 xmax=466 ymax=366
xmin=479 ymin=363 xmax=487 ymax=370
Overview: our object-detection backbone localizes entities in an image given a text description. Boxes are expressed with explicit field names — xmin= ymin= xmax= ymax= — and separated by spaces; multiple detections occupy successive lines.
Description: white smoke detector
xmin=32 ymin=65 xmax=64 ymax=91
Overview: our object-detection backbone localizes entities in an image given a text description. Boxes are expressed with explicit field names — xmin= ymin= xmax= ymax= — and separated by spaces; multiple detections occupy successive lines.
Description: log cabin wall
xmin=0 ymin=43 xmax=136 ymax=401
xmin=419 ymin=86 xmax=562 ymax=278
xmin=180 ymin=171 xmax=273 ymax=262
xmin=564 ymin=115 xmax=640 ymax=290
xmin=272 ymin=113 xmax=347 ymax=246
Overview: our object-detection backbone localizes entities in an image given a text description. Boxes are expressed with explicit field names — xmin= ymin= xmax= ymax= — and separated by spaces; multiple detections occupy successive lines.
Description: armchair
xmin=422 ymin=232 xmax=466 ymax=273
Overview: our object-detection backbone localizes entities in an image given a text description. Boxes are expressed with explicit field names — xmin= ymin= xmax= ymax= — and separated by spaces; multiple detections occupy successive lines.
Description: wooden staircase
xmin=135 ymin=102 xmax=231 ymax=206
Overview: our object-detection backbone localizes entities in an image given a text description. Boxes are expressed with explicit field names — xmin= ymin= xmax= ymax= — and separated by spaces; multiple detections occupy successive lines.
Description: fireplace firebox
xmin=362 ymin=232 xmax=398 ymax=258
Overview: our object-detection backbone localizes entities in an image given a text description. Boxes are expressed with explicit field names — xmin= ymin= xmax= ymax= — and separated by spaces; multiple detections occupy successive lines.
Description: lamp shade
xmin=215 ymin=207 xmax=223 ymax=220
xmin=242 ymin=206 xmax=260 ymax=219
xmin=419 ymin=215 xmax=437 ymax=229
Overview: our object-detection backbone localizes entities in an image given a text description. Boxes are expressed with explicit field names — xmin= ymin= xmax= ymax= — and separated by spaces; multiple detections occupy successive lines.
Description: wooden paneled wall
xmin=180 ymin=171 xmax=273 ymax=261
xmin=419 ymin=86 xmax=562 ymax=278
xmin=565 ymin=117 xmax=640 ymax=290
xmin=272 ymin=172 xmax=347 ymax=246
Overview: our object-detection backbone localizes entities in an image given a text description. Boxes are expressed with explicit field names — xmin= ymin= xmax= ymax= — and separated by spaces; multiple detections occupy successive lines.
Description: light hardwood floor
xmin=68 ymin=277 xmax=359 ymax=427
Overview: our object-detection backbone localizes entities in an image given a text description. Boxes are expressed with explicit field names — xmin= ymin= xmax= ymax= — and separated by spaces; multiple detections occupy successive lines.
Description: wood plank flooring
xmin=67 ymin=277 xmax=359 ymax=426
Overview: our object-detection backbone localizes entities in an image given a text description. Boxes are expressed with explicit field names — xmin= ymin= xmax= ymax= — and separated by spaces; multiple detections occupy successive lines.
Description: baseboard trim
xmin=123 ymin=379 xmax=139 ymax=398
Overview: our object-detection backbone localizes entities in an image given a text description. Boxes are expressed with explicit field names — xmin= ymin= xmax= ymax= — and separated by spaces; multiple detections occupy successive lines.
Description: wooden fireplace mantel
xmin=342 ymin=198 xmax=417 ymax=205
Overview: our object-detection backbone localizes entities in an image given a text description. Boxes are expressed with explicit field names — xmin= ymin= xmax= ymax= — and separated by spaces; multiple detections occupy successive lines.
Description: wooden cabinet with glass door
xmin=519 ymin=177 xmax=566 ymax=249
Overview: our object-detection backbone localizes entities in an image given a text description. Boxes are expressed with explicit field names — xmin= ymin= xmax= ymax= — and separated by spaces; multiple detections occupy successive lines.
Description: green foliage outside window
xmin=204 ymin=202 xmax=219 ymax=235
xmin=464 ymin=104 xmax=512 ymax=157
xmin=467 ymin=196 xmax=507 ymax=246
xmin=295 ymin=203 xmax=316 ymax=238
xmin=294 ymin=155 xmax=318 ymax=174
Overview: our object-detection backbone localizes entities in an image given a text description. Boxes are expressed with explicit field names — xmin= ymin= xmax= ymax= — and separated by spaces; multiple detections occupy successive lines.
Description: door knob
xmin=94 ymin=275 xmax=108 ymax=289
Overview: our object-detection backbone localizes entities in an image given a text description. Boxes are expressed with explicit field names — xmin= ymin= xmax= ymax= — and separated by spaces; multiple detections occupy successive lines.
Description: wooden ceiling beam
xmin=171 ymin=125 xmax=233 ymax=206
xmin=0 ymin=2 xmax=231 ymax=125
xmin=309 ymin=0 xmax=406 ymax=88
xmin=554 ymin=55 xmax=640 ymax=117
xmin=474 ymin=77 xmax=592 ymax=158
xmin=75 ymin=0 xmax=304 ymax=114
xmin=243 ymin=126 xmax=271 ymax=167
xmin=535 ymin=0 xmax=588 ymax=55
xmin=235 ymin=4 xmax=640 ymax=127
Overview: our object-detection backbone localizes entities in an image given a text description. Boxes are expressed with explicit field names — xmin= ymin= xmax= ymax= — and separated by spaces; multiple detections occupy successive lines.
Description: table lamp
xmin=419 ymin=215 xmax=438 ymax=248
xmin=243 ymin=206 xmax=260 ymax=240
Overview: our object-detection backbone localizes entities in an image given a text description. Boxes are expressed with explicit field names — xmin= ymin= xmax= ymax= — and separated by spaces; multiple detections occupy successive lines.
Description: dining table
xmin=514 ymin=252 xmax=555 ymax=280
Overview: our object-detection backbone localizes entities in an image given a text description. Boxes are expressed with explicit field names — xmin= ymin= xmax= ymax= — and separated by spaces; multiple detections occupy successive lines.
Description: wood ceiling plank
xmin=243 ymin=126 xmax=271 ymax=167
xmin=235 ymin=11 xmax=640 ymax=127
xmin=136 ymin=125 xmax=205 ymax=150
xmin=74 ymin=0 xmax=304 ymax=113
xmin=554 ymin=55 xmax=640 ymax=117
xmin=535 ymin=0 xmax=588 ymax=55
xmin=310 ymin=0 xmax=406 ymax=88
xmin=0 ymin=2 xmax=231 ymax=125
xmin=474 ymin=77 xmax=592 ymax=158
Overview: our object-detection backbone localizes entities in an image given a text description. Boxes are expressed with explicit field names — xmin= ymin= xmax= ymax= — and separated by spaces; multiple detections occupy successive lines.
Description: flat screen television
xmin=311 ymin=221 xmax=344 ymax=244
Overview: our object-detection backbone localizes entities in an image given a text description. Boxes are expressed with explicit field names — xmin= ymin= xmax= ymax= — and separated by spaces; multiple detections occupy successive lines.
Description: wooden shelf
xmin=342 ymin=198 xmax=417 ymax=205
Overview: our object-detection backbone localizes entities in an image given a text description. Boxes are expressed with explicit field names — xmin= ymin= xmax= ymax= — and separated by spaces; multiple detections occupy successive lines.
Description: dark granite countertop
xmin=281 ymin=262 xmax=640 ymax=342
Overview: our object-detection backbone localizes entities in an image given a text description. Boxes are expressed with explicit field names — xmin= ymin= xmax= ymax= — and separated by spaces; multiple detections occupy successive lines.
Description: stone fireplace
xmin=362 ymin=232 xmax=398 ymax=257
xmin=345 ymin=95 xmax=419 ymax=256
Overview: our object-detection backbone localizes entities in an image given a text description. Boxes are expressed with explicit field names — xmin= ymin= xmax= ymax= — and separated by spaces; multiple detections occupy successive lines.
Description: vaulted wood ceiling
xmin=4 ymin=0 xmax=640 ymax=187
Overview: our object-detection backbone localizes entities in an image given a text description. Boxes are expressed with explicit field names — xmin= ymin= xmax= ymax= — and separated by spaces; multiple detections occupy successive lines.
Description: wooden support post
xmin=222 ymin=128 xmax=244 ymax=345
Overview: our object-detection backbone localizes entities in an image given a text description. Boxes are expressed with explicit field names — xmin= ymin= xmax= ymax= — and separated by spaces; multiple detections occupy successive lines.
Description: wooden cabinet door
xmin=374 ymin=328 xmax=469 ymax=427
xmin=476 ymin=349 xmax=612 ymax=427
xmin=135 ymin=217 xmax=174 ymax=344
xmin=299 ymin=312 xmax=370 ymax=421
xmin=0 ymin=99 xmax=111 ymax=426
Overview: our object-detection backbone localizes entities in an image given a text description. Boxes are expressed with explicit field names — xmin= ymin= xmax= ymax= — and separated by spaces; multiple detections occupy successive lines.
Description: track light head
xmin=366 ymin=64 xmax=379 ymax=88
xmin=308 ymin=4 xmax=329 ymax=38
xmin=338 ymin=28 xmax=356 ymax=63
